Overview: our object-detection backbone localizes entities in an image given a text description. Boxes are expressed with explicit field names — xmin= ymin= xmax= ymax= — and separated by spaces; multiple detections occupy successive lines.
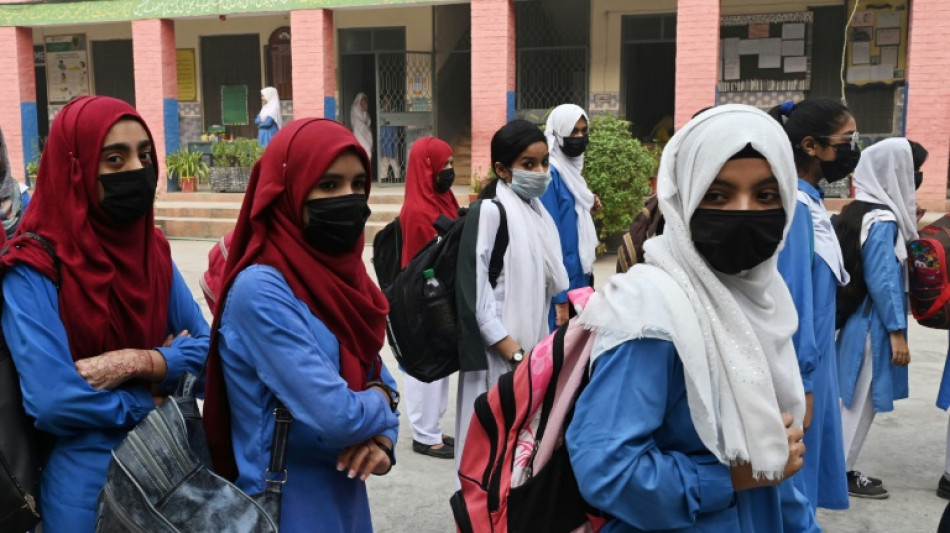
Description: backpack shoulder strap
xmin=488 ymin=199 xmax=509 ymax=289
xmin=1 ymin=232 xmax=61 ymax=289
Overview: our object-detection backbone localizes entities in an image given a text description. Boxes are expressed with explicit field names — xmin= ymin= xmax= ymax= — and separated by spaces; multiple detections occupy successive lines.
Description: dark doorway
xmin=621 ymin=14 xmax=676 ymax=141
xmin=339 ymin=53 xmax=376 ymax=173
xmin=200 ymin=34 xmax=262 ymax=139
xmin=33 ymin=45 xmax=49 ymax=138
xmin=91 ymin=40 xmax=135 ymax=107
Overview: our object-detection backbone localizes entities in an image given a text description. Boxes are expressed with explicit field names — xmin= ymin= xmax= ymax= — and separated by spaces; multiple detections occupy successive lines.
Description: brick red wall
xmin=470 ymin=0 xmax=515 ymax=181
xmin=291 ymin=9 xmax=334 ymax=120
xmin=674 ymin=0 xmax=719 ymax=129
xmin=0 ymin=26 xmax=35 ymax=183
xmin=132 ymin=19 xmax=176 ymax=190
xmin=905 ymin=0 xmax=950 ymax=211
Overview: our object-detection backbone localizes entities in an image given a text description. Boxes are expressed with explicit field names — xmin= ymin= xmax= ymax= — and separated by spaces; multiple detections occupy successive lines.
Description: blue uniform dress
xmin=539 ymin=165 xmax=592 ymax=330
xmin=217 ymin=265 xmax=400 ymax=532
xmin=2 ymin=262 xmax=210 ymax=532
xmin=776 ymin=182 xmax=849 ymax=510
xmin=938 ymin=331 xmax=950 ymax=410
xmin=256 ymin=116 xmax=279 ymax=147
xmin=567 ymin=339 xmax=820 ymax=533
xmin=837 ymin=221 xmax=909 ymax=412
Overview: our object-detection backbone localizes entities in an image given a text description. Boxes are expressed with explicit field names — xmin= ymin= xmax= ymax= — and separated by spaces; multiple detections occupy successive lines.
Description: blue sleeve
xmin=377 ymin=363 xmax=400 ymax=449
xmin=155 ymin=262 xmax=211 ymax=391
xmin=2 ymin=265 xmax=154 ymax=436
xmin=226 ymin=268 xmax=399 ymax=449
xmin=863 ymin=222 xmax=907 ymax=332
xmin=255 ymin=116 xmax=261 ymax=126
xmin=777 ymin=202 xmax=818 ymax=393
xmin=539 ymin=167 xmax=573 ymax=305
xmin=566 ymin=339 xmax=735 ymax=530
xmin=258 ymin=116 xmax=276 ymax=128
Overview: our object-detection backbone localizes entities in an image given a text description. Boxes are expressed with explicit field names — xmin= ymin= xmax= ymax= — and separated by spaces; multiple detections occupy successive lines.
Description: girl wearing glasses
xmin=769 ymin=98 xmax=859 ymax=506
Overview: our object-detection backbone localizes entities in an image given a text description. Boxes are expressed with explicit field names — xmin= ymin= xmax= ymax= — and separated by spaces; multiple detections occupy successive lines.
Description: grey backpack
xmin=95 ymin=373 xmax=291 ymax=532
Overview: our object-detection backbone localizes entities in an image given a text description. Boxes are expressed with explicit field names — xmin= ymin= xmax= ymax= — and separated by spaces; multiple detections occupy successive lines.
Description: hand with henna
xmin=75 ymin=330 xmax=188 ymax=391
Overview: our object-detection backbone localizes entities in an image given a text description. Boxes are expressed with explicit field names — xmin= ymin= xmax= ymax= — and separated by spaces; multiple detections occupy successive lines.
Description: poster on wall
xmin=176 ymin=49 xmax=197 ymax=102
xmin=718 ymin=12 xmax=812 ymax=93
xmin=45 ymin=35 xmax=91 ymax=105
xmin=845 ymin=0 xmax=908 ymax=85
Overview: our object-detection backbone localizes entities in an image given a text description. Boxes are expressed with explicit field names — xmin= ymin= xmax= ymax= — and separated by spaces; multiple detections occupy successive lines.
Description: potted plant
xmin=210 ymin=138 xmax=263 ymax=192
xmin=25 ymin=138 xmax=41 ymax=187
xmin=582 ymin=112 xmax=659 ymax=253
xmin=166 ymin=149 xmax=210 ymax=193
xmin=468 ymin=172 xmax=483 ymax=204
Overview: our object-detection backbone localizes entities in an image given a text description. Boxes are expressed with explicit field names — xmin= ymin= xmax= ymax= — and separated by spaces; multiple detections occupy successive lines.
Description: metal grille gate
xmin=515 ymin=0 xmax=590 ymax=123
xmin=376 ymin=52 xmax=435 ymax=185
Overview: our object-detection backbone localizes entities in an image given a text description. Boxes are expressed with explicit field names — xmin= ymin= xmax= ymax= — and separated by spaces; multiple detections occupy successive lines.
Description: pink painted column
xmin=291 ymin=9 xmax=336 ymax=120
xmin=674 ymin=0 xmax=720 ymax=129
xmin=0 ymin=26 xmax=37 ymax=184
xmin=905 ymin=0 xmax=950 ymax=211
xmin=132 ymin=19 xmax=178 ymax=192
xmin=471 ymin=0 xmax=515 ymax=182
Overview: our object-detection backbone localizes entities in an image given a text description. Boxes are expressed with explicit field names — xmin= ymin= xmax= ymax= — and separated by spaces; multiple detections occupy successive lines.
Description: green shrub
xmin=583 ymin=113 xmax=658 ymax=251
xmin=166 ymin=148 xmax=210 ymax=183
xmin=212 ymin=138 xmax=263 ymax=167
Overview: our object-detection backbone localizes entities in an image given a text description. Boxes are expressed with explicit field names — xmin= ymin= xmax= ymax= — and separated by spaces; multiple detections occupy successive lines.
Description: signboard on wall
xmin=176 ymin=49 xmax=197 ymax=101
xmin=45 ymin=34 xmax=91 ymax=105
xmin=845 ymin=0 xmax=908 ymax=85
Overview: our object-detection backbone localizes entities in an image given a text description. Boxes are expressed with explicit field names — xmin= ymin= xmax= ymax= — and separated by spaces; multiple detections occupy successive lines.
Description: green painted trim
xmin=0 ymin=0 xmax=453 ymax=27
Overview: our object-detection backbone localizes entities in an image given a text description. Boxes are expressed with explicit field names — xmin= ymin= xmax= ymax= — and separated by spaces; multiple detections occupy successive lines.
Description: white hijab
xmin=258 ymin=87 xmax=282 ymax=129
xmin=350 ymin=92 xmax=373 ymax=157
xmin=545 ymin=104 xmax=598 ymax=274
xmin=580 ymin=104 xmax=805 ymax=479
xmin=496 ymin=181 xmax=569 ymax=351
xmin=853 ymin=138 xmax=918 ymax=260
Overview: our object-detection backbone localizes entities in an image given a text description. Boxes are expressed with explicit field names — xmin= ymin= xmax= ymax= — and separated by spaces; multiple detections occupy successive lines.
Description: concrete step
xmin=162 ymin=191 xmax=245 ymax=203
xmin=156 ymin=217 xmax=235 ymax=240
xmin=154 ymin=203 xmax=242 ymax=219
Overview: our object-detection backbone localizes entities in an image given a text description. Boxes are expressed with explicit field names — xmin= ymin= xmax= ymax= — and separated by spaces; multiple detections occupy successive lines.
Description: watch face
xmin=513 ymin=350 xmax=524 ymax=362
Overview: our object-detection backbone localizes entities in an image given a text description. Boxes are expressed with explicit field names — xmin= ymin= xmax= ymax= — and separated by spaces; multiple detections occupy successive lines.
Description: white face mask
xmin=509 ymin=167 xmax=552 ymax=200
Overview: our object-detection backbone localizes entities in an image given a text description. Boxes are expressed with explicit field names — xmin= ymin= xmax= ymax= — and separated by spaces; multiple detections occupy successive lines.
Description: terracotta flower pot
xmin=180 ymin=176 xmax=197 ymax=192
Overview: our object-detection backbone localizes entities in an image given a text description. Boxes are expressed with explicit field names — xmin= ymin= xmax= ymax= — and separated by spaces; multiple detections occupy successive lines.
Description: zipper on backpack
xmin=473 ymin=393 xmax=497 ymax=488
xmin=147 ymin=406 xmax=192 ymax=474
xmin=126 ymin=431 xmax=173 ymax=492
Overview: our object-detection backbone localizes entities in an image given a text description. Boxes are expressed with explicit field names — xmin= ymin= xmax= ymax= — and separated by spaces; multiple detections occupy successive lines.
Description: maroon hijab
xmin=2 ymin=96 xmax=172 ymax=361
xmin=399 ymin=137 xmax=459 ymax=267
xmin=203 ymin=118 xmax=389 ymax=478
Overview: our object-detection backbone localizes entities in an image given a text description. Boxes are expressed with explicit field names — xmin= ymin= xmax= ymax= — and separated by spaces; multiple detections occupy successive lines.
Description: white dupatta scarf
xmin=853 ymin=137 xmax=918 ymax=261
xmin=580 ymin=105 xmax=806 ymax=479
xmin=349 ymin=93 xmax=373 ymax=157
xmin=258 ymin=87 xmax=282 ymax=129
xmin=545 ymin=104 xmax=598 ymax=273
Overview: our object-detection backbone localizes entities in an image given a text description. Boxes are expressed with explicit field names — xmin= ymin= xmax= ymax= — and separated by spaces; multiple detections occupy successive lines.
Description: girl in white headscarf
xmin=540 ymin=104 xmax=601 ymax=329
xmin=0 ymin=125 xmax=26 ymax=237
xmin=567 ymin=105 xmax=818 ymax=532
xmin=834 ymin=137 xmax=922 ymax=497
xmin=255 ymin=87 xmax=281 ymax=148
xmin=350 ymin=93 xmax=373 ymax=159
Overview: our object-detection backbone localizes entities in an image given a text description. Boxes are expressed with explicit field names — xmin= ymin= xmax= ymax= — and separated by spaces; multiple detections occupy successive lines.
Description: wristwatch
xmin=367 ymin=381 xmax=400 ymax=413
xmin=511 ymin=349 xmax=525 ymax=364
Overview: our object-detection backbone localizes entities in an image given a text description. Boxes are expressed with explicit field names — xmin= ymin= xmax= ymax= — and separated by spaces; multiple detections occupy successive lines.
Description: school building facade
xmin=0 ymin=0 xmax=947 ymax=208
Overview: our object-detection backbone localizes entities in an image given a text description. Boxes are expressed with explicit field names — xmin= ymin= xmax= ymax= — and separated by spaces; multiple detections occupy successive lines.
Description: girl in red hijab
xmin=0 ymin=96 xmax=210 ymax=531
xmin=397 ymin=136 xmax=459 ymax=459
xmin=203 ymin=119 xmax=399 ymax=532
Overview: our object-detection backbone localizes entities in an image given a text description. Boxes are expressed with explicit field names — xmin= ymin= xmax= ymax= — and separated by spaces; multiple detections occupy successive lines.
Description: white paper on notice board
xmin=847 ymin=65 xmax=871 ymax=83
xmin=852 ymin=42 xmax=871 ymax=65
xmin=782 ymin=23 xmax=805 ymax=40
xmin=782 ymin=40 xmax=805 ymax=56
xmin=737 ymin=39 xmax=760 ymax=55
xmin=871 ymin=64 xmax=894 ymax=80
xmin=877 ymin=12 xmax=901 ymax=28
xmin=722 ymin=38 xmax=739 ymax=60
xmin=784 ymin=56 xmax=807 ymax=73
xmin=758 ymin=39 xmax=782 ymax=68
xmin=881 ymin=46 xmax=899 ymax=67
xmin=723 ymin=58 xmax=741 ymax=80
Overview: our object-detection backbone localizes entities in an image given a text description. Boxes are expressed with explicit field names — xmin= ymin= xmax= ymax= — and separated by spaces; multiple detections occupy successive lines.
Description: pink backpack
xmin=451 ymin=289 xmax=606 ymax=533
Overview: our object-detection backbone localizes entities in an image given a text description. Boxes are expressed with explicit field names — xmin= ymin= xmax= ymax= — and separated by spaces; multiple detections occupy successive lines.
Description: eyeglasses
xmin=818 ymin=131 xmax=860 ymax=151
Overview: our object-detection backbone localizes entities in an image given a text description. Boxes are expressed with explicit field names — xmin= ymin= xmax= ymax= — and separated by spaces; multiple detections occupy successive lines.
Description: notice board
xmin=221 ymin=84 xmax=248 ymax=126
xmin=719 ymin=12 xmax=812 ymax=93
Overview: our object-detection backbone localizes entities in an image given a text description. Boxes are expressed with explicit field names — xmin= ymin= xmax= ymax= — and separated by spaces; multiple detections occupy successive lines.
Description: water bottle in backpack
xmin=422 ymin=269 xmax=458 ymax=343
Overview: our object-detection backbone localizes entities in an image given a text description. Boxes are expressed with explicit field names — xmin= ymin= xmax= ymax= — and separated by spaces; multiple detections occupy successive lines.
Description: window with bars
xmin=515 ymin=0 xmax=590 ymax=121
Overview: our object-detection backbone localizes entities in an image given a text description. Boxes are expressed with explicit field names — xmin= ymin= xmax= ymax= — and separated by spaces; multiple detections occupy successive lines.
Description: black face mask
xmin=820 ymin=143 xmax=861 ymax=183
xmin=915 ymin=171 xmax=924 ymax=190
xmin=98 ymin=166 xmax=157 ymax=224
xmin=435 ymin=168 xmax=455 ymax=193
xmin=561 ymin=135 xmax=589 ymax=158
xmin=303 ymin=194 xmax=371 ymax=254
xmin=690 ymin=208 xmax=786 ymax=275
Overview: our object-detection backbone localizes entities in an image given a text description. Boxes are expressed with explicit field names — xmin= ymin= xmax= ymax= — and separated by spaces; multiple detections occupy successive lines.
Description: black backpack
xmin=0 ymin=233 xmax=58 ymax=532
xmin=372 ymin=217 xmax=402 ymax=290
xmin=386 ymin=200 xmax=508 ymax=383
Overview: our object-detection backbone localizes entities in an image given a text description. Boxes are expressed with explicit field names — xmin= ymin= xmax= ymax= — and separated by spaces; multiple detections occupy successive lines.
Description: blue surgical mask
xmin=508 ymin=167 xmax=551 ymax=200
